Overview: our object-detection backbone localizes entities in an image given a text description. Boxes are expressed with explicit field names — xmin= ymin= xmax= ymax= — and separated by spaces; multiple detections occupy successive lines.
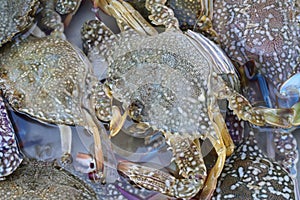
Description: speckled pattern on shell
xmin=212 ymin=130 xmax=295 ymax=199
xmin=0 ymin=0 xmax=39 ymax=46
xmin=166 ymin=0 xmax=202 ymax=31
xmin=213 ymin=0 xmax=300 ymax=90
xmin=0 ymin=159 xmax=97 ymax=199
xmin=126 ymin=0 xmax=202 ymax=31
xmin=95 ymin=177 xmax=162 ymax=200
xmin=55 ymin=0 xmax=81 ymax=15
xmin=0 ymin=36 xmax=92 ymax=126
xmin=107 ymin=30 xmax=215 ymax=135
xmin=0 ymin=96 xmax=23 ymax=178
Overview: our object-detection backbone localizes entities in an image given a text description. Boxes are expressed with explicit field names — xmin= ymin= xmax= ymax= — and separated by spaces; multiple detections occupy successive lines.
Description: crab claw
xmin=118 ymin=161 xmax=176 ymax=193
xmin=292 ymin=102 xmax=300 ymax=125
xmin=118 ymin=160 xmax=205 ymax=198
xmin=213 ymin=128 xmax=295 ymax=199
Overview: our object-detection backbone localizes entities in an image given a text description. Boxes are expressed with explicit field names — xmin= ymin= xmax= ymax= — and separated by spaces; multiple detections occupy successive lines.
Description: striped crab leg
xmin=0 ymin=96 xmax=23 ymax=178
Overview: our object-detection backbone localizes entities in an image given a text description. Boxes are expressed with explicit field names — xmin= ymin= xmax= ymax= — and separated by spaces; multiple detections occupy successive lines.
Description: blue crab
xmin=44 ymin=0 xmax=83 ymax=27
xmin=0 ymin=0 xmax=82 ymax=46
xmin=118 ymin=0 xmax=245 ymax=145
xmin=199 ymin=0 xmax=300 ymax=123
xmin=0 ymin=35 xmax=115 ymax=180
xmin=0 ymin=0 xmax=39 ymax=47
xmin=0 ymin=96 xmax=23 ymax=179
xmin=76 ymin=152 xmax=173 ymax=200
xmin=197 ymin=0 xmax=300 ymax=176
xmin=127 ymin=0 xmax=217 ymax=39
xmin=81 ymin=0 xmax=299 ymax=198
xmin=0 ymin=0 xmax=96 ymax=178
xmin=0 ymin=1 xmax=118 ymax=181
xmin=212 ymin=127 xmax=295 ymax=199
xmin=0 ymin=158 xmax=97 ymax=199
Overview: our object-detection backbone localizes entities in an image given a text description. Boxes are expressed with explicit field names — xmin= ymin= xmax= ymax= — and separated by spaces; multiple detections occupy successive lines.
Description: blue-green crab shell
xmin=0 ymin=0 xmax=39 ymax=46
xmin=0 ymin=159 xmax=97 ymax=199
xmin=105 ymin=29 xmax=239 ymax=136
xmin=0 ymin=36 xmax=92 ymax=126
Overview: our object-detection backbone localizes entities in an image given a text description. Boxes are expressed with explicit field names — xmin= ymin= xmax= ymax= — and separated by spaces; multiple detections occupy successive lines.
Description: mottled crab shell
xmin=105 ymin=29 xmax=238 ymax=135
xmin=0 ymin=0 xmax=39 ymax=47
xmin=0 ymin=159 xmax=97 ymax=199
xmin=213 ymin=0 xmax=300 ymax=90
xmin=55 ymin=0 xmax=81 ymax=15
xmin=212 ymin=131 xmax=295 ymax=199
xmin=97 ymin=177 xmax=166 ymax=200
xmin=125 ymin=0 xmax=202 ymax=31
xmin=0 ymin=96 xmax=23 ymax=178
xmin=166 ymin=0 xmax=202 ymax=31
xmin=0 ymin=36 xmax=91 ymax=126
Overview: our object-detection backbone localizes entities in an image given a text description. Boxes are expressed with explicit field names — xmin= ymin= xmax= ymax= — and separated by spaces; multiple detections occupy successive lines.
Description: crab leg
xmin=145 ymin=0 xmax=180 ymax=30
xmin=192 ymin=0 xmax=218 ymax=43
xmin=55 ymin=0 xmax=82 ymax=27
xmin=200 ymin=134 xmax=226 ymax=199
xmin=200 ymin=0 xmax=213 ymax=19
xmin=82 ymin=109 xmax=104 ymax=180
xmin=58 ymin=125 xmax=73 ymax=164
xmin=93 ymin=83 xmax=112 ymax=122
xmin=215 ymin=80 xmax=296 ymax=128
xmin=38 ymin=0 xmax=66 ymax=38
xmin=94 ymin=0 xmax=157 ymax=35
xmin=118 ymin=133 xmax=207 ymax=198
xmin=199 ymin=96 xmax=232 ymax=199
xmin=186 ymin=29 xmax=296 ymax=129
xmin=211 ymin=105 xmax=235 ymax=156
xmin=292 ymin=102 xmax=300 ymax=125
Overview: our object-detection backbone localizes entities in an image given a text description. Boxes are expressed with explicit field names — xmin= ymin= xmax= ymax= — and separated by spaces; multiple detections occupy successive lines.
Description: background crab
xmin=212 ymin=126 xmax=295 ymax=199
xmin=130 ymin=0 xmax=300 ymax=181
xmin=0 ymin=0 xmax=120 ymax=182
xmin=197 ymin=0 xmax=300 ymax=123
xmin=0 ymin=0 xmax=39 ymax=47
xmin=79 ymin=0 xmax=300 ymax=198
xmin=0 ymin=158 xmax=98 ymax=199
xmin=197 ymin=0 xmax=300 ymax=178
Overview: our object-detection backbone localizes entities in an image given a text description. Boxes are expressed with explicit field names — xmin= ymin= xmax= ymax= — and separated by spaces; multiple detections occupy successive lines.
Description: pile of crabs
xmin=0 ymin=0 xmax=299 ymax=199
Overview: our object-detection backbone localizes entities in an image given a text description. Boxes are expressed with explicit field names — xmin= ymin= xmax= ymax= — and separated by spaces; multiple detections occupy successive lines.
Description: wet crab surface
xmin=0 ymin=0 xmax=39 ymax=46
xmin=0 ymin=158 xmax=98 ymax=199
xmin=198 ymin=0 xmax=300 ymax=182
xmin=83 ymin=0 xmax=300 ymax=199
xmin=72 ymin=1 xmax=300 ymax=198
xmin=212 ymin=127 xmax=295 ymax=199
xmin=8 ymin=108 xmax=173 ymax=200
xmin=0 ymin=0 xmax=297 ymax=199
